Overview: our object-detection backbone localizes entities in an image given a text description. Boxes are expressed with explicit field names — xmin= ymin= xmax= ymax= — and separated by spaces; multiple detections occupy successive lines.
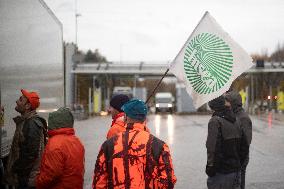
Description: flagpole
xmin=146 ymin=68 xmax=170 ymax=104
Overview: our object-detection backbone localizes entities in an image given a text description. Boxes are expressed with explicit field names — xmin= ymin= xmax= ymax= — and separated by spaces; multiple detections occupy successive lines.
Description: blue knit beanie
xmin=121 ymin=99 xmax=148 ymax=121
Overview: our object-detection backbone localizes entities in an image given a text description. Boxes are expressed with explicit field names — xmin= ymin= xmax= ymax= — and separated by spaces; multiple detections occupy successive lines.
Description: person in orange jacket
xmin=93 ymin=99 xmax=177 ymax=189
xmin=106 ymin=94 xmax=129 ymax=139
xmin=36 ymin=107 xmax=85 ymax=189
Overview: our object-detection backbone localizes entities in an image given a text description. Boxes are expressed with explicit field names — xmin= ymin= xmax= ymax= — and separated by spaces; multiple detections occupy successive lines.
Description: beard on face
xmin=15 ymin=98 xmax=28 ymax=114
xmin=15 ymin=104 xmax=24 ymax=114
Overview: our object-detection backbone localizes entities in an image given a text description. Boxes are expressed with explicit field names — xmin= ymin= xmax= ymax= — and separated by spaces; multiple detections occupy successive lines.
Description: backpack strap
xmin=151 ymin=136 xmax=164 ymax=163
xmin=213 ymin=116 xmax=224 ymax=139
xmin=102 ymin=137 xmax=115 ymax=189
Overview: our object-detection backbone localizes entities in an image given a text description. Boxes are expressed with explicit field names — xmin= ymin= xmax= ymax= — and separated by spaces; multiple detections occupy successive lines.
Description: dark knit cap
xmin=110 ymin=94 xmax=130 ymax=112
xmin=209 ymin=95 xmax=225 ymax=111
xmin=48 ymin=107 xmax=74 ymax=130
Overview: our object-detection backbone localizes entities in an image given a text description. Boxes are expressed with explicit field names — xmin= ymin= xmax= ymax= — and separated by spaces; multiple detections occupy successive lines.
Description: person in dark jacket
xmin=4 ymin=89 xmax=47 ymax=189
xmin=93 ymin=99 xmax=177 ymax=189
xmin=225 ymin=91 xmax=252 ymax=189
xmin=206 ymin=95 xmax=247 ymax=189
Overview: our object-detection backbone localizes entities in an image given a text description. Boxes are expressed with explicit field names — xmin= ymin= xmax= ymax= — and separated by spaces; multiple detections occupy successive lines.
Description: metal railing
xmin=72 ymin=61 xmax=284 ymax=75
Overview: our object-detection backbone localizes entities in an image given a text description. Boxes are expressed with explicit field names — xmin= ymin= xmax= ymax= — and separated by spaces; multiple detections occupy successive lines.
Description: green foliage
xmin=270 ymin=43 xmax=284 ymax=62
xmin=84 ymin=49 xmax=107 ymax=63
xmin=251 ymin=42 xmax=284 ymax=62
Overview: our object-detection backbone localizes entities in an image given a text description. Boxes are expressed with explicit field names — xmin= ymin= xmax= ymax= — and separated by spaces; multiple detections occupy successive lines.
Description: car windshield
xmin=156 ymin=98 xmax=171 ymax=103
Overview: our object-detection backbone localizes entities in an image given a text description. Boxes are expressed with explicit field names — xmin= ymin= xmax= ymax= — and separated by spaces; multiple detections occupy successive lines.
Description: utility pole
xmin=75 ymin=0 xmax=81 ymax=47
xmin=74 ymin=0 xmax=81 ymax=104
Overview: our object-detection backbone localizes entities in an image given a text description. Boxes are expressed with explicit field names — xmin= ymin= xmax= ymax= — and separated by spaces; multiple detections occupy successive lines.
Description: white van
xmin=155 ymin=92 xmax=174 ymax=113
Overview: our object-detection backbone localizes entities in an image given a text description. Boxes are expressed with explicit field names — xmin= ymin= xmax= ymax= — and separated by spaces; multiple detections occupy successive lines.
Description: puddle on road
xmin=154 ymin=115 xmax=175 ymax=144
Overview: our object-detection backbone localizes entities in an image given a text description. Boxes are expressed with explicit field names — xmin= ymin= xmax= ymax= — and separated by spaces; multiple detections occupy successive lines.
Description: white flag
xmin=170 ymin=11 xmax=253 ymax=108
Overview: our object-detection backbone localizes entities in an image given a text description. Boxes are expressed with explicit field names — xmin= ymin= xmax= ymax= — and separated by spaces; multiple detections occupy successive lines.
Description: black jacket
xmin=13 ymin=116 xmax=46 ymax=184
xmin=206 ymin=115 xmax=245 ymax=177
xmin=5 ymin=111 xmax=47 ymax=186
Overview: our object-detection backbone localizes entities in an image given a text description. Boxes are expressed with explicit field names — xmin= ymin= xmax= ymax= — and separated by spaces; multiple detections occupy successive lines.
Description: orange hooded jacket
xmin=93 ymin=122 xmax=177 ymax=189
xmin=36 ymin=128 xmax=85 ymax=189
xmin=106 ymin=112 xmax=126 ymax=139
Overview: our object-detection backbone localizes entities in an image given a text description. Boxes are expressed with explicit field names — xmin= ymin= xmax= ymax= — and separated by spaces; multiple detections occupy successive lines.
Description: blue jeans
xmin=207 ymin=172 xmax=241 ymax=189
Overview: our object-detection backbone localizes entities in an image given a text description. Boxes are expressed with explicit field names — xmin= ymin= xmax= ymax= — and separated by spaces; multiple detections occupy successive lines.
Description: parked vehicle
xmin=113 ymin=86 xmax=133 ymax=98
xmin=133 ymin=87 xmax=147 ymax=102
xmin=155 ymin=92 xmax=174 ymax=113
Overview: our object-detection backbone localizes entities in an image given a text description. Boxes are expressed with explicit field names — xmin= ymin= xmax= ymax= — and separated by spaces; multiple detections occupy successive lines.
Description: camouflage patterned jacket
xmin=93 ymin=122 xmax=177 ymax=189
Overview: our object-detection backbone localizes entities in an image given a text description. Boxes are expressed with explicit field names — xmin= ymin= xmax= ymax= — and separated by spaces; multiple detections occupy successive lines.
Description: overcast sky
xmin=45 ymin=0 xmax=284 ymax=62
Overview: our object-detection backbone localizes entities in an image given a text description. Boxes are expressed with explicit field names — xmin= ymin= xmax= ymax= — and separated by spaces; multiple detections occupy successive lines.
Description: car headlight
xmin=156 ymin=104 xmax=160 ymax=108
xmin=167 ymin=104 xmax=172 ymax=108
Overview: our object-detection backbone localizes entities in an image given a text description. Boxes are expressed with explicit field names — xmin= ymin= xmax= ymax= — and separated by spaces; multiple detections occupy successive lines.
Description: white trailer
xmin=0 ymin=0 xmax=64 ymax=166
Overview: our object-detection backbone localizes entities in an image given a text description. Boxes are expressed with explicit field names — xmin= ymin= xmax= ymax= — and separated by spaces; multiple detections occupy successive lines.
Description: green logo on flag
xmin=184 ymin=33 xmax=233 ymax=94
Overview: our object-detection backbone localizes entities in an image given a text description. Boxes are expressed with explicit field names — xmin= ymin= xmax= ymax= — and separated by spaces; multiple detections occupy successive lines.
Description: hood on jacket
xmin=48 ymin=107 xmax=74 ymax=130
xmin=225 ymin=91 xmax=242 ymax=111
xmin=48 ymin=127 xmax=75 ymax=137
xmin=209 ymin=96 xmax=236 ymax=123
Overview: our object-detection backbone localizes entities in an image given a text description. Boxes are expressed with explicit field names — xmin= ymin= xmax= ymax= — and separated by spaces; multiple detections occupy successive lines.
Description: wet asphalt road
xmin=74 ymin=113 xmax=284 ymax=189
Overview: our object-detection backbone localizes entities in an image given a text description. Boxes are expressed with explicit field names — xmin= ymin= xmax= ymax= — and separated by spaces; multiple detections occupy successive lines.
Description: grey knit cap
xmin=48 ymin=107 xmax=74 ymax=130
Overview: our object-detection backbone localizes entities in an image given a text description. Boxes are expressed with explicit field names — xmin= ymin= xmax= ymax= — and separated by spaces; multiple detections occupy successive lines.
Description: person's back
xmin=93 ymin=99 xmax=176 ymax=189
xmin=39 ymin=128 xmax=84 ymax=189
xmin=207 ymin=116 xmax=242 ymax=174
xmin=206 ymin=96 xmax=243 ymax=189
xmin=36 ymin=108 xmax=85 ymax=189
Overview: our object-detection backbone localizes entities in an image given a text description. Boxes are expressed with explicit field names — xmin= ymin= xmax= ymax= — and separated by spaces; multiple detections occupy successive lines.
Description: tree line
xmin=80 ymin=41 xmax=284 ymax=64
xmin=251 ymin=42 xmax=284 ymax=62
xmin=77 ymin=49 xmax=108 ymax=63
